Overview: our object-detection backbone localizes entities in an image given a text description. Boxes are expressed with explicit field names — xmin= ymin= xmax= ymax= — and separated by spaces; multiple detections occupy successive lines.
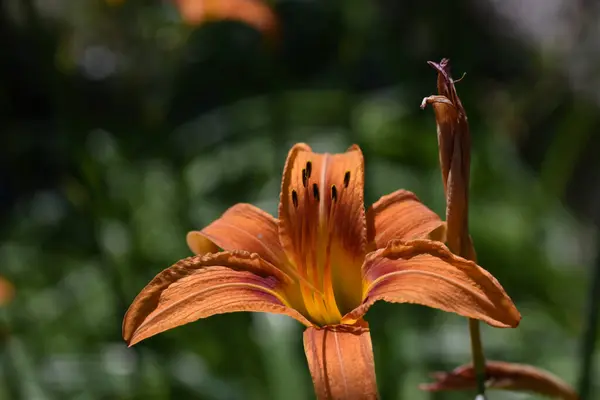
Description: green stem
xmin=468 ymin=318 xmax=487 ymax=398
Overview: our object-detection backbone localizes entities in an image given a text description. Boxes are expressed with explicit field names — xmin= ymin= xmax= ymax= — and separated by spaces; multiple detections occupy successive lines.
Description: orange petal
xmin=366 ymin=189 xmax=446 ymax=250
xmin=343 ymin=240 xmax=520 ymax=328
xmin=175 ymin=0 xmax=279 ymax=40
xmin=303 ymin=323 xmax=378 ymax=400
xmin=278 ymin=143 xmax=367 ymax=324
xmin=0 ymin=276 xmax=14 ymax=306
xmin=123 ymin=251 xmax=311 ymax=346
xmin=420 ymin=361 xmax=579 ymax=400
xmin=187 ymin=203 xmax=288 ymax=267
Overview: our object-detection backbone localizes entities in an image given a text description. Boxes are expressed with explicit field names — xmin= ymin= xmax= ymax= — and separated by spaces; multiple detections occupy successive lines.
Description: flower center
xmin=287 ymin=160 xmax=363 ymax=325
xmin=279 ymin=147 xmax=367 ymax=327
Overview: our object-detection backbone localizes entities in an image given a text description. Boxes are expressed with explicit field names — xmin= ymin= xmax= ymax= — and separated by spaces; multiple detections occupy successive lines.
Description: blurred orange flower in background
xmin=107 ymin=0 xmax=278 ymax=39
xmin=175 ymin=0 xmax=278 ymax=38
xmin=0 ymin=276 xmax=14 ymax=306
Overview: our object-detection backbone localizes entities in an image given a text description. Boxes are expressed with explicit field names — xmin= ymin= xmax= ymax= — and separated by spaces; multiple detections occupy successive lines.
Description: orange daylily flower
xmin=123 ymin=143 xmax=520 ymax=399
xmin=420 ymin=361 xmax=579 ymax=400
xmin=175 ymin=0 xmax=278 ymax=39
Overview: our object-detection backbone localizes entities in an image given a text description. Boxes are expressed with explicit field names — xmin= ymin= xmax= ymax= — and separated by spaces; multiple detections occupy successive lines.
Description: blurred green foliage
xmin=1 ymin=0 xmax=599 ymax=399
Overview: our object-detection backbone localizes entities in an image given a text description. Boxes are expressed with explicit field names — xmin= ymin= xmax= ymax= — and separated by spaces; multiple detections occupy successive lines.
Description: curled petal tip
xmin=427 ymin=58 xmax=450 ymax=69
xmin=509 ymin=307 xmax=522 ymax=328
xmin=427 ymin=59 xmax=452 ymax=81
xmin=420 ymin=95 xmax=455 ymax=110
xmin=426 ymin=61 xmax=444 ymax=76
xmin=186 ymin=231 xmax=218 ymax=255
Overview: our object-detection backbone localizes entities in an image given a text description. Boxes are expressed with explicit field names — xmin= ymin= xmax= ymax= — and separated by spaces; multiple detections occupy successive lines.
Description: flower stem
xmin=468 ymin=318 xmax=487 ymax=398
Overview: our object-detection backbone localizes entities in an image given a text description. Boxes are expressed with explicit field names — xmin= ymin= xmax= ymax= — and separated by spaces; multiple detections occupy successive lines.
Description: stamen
xmin=331 ymin=185 xmax=337 ymax=202
xmin=292 ymin=190 xmax=298 ymax=208
xmin=302 ymin=169 xmax=307 ymax=187
xmin=312 ymin=183 xmax=320 ymax=201
xmin=344 ymin=171 xmax=351 ymax=188
xmin=306 ymin=161 xmax=312 ymax=178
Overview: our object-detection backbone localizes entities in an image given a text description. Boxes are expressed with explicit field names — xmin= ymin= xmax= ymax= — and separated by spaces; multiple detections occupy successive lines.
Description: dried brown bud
xmin=421 ymin=58 xmax=472 ymax=258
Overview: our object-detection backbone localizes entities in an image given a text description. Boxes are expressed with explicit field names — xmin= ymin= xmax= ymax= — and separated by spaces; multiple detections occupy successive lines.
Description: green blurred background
xmin=1 ymin=0 xmax=599 ymax=399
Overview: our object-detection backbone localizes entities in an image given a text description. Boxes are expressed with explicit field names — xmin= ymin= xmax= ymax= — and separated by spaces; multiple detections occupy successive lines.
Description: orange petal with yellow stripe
xmin=343 ymin=240 xmax=520 ymax=328
xmin=278 ymin=143 xmax=367 ymax=325
xmin=187 ymin=203 xmax=287 ymax=267
xmin=123 ymin=251 xmax=311 ymax=346
xmin=420 ymin=361 xmax=579 ymax=400
xmin=303 ymin=323 xmax=378 ymax=400
xmin=366 ymin=189 xmax=446 ymax=250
